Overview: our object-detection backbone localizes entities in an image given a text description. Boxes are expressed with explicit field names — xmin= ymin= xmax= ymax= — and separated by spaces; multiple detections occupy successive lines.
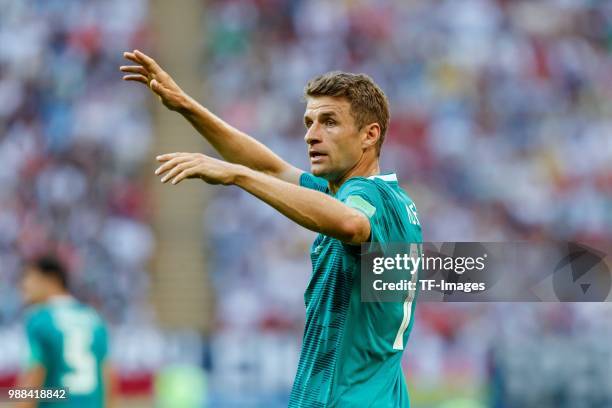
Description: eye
xmin=305 ymin=120 xmax=313 ymax=129
xmin=325 ymin=119 xmax=336 ymax=127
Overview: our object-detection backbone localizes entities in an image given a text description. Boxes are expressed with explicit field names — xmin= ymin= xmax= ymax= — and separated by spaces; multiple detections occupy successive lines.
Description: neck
xmin=43 ymin=288 xmax=70 ymax=302
xmin=329 ymin=157 xmax=380 ymax=194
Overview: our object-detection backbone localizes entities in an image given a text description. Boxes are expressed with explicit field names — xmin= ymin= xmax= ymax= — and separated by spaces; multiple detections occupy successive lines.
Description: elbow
xmin=338 ymin=212 xmax=371 ymax=245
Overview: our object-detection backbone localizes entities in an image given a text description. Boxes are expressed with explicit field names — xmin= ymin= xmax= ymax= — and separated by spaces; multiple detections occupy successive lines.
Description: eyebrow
xmin=304 ymin=110 xmax=339 ymax=124
xmin=319 ymin=111 xmax=338 ymax=119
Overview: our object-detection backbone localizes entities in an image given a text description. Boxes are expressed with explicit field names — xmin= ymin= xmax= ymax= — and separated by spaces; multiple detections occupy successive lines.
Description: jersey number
xmin=63 ymin=329 xmax=96 ymax=394
xmin=405 ymin=203 xmax=420 ymax=226
xmin=393 ymin=299 xmax=413 ymax=350
xmin=393 ymin=243 xmax=419 ymax=350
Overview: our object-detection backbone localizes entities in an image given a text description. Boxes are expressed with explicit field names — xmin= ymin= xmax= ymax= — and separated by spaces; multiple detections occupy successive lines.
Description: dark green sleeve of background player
xmin=96 ymin=317 xmax=109 ymax=363
xmin=25 ymin=310 xmax=50 ymax=369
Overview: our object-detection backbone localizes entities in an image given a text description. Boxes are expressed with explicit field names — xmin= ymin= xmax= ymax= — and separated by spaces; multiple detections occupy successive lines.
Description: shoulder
xmin=336 ymin=177 xmax=389 ymax=224
xmin=24 ymin=305 xmax=52 ymax=333
xmin=336 ymin=177 xmax=385 ymax=203
xmin=24 ymin=304 xmax=51 ymax=323
xmin=75 ymin=302 xmax=106 ymax=327
xmin=83 ymin=305 xmax=108 ymax=336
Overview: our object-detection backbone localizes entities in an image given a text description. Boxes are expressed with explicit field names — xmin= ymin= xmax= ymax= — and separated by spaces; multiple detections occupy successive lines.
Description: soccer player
xmin=18 ymin=256 xmax=113 ymax=408
xmin=122 ymin=50 xmax=422 ymax=407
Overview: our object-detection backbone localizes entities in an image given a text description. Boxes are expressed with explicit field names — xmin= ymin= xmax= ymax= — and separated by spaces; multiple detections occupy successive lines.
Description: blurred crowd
xmin=0 ymin=0 xmax=158 ymax=382
xmin=202 ymin=0 xmax=612 ymax=405
xmin=203 ymin=0 xmax=612 ymax=247
xmin=0 ymin=0 xmax=152 ymax=323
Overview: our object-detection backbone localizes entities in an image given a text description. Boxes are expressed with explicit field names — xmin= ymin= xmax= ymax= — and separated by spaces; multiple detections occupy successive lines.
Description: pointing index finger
xmin=156 ymin=153 xmax=175 ymax=162
xmin=156 ymin=152 xmax=191 ymax=162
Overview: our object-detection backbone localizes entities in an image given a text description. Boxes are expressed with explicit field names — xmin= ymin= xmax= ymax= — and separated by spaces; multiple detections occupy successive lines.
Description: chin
xmin=310 ymin=166 xmax=329 ymax=179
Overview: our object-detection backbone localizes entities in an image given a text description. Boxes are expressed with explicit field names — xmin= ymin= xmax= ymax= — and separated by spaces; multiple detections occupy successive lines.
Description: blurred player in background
xmin=18 ymin=256 xmax=113 ymax=408
xmin=122 ymin=50 xmax=422 ymax=407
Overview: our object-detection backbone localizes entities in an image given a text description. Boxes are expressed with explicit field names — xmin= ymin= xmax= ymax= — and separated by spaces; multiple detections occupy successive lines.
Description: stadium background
xmin=1 ymin=0 xmax=611 ymax=407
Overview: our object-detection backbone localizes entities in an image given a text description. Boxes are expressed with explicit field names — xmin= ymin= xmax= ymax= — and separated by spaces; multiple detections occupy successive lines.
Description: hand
xmin=155 ymin=152 xmax=241 ymax=185
xmin=120 ymin=50 xmax=187 ymax=111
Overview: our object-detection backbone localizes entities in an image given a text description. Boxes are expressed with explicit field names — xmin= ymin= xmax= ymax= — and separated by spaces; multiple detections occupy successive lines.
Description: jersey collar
xmin=367 ymin=173 xmax=398 ymax=182
xmin=47 ymin=294 xmax=75 ymax=305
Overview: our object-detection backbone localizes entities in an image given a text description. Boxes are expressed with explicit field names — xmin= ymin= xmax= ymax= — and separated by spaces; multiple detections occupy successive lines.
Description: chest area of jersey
xmin=305 ymin=234 xmax=359 ymax=308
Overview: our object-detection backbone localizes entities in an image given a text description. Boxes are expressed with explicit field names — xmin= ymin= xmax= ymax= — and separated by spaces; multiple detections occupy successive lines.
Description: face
xmin=21 ymin=267 xmax=48 ymax=305
xmin=303 ymin=96 xmax=366 ymax=180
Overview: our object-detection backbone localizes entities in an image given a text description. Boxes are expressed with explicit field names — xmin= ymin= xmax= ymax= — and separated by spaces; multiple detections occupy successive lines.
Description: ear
xmin=361 ymin=123 xmax=381 ymax=151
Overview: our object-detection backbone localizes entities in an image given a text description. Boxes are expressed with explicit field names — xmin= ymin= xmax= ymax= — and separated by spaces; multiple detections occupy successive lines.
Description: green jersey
xmin=289 ymin=173 xmax=422 ymax=408
xmin=24 ymin=296 xmax=108 ymax=408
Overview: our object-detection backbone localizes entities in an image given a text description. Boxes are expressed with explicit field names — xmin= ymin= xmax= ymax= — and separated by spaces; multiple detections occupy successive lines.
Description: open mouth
xmin=309 ymin=151 xmax=326 ymax=159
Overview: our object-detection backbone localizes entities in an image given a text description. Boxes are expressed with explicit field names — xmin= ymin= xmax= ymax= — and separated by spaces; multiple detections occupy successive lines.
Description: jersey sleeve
xmin=97 ymin=319 xmax=109 ymax=362
xmin=336 ymin=178 xmax=387 ymax=247
xmin=299 ymin=172 xmax=330 ymax=194
xmin=24 ymin=311 xmax=48 ymax=368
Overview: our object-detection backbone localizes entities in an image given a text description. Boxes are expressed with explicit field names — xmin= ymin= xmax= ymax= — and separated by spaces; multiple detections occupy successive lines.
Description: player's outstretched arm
xmin=155 ymin=153 xmax=370 ymax=244
xmin=120 ymin=50 xmax=302 ymax=184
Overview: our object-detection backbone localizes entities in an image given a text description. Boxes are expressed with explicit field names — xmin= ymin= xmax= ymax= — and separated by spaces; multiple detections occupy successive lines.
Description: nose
xmin=304 ymin=123 xmax=321 ymax=146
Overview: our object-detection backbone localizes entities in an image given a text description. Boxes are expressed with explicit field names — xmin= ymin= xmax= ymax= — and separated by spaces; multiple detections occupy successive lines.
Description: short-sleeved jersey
xmin=24 ymin=296 xmax=108 ymax=408
xmin=289 ymin=172 xmax=422 ymax=408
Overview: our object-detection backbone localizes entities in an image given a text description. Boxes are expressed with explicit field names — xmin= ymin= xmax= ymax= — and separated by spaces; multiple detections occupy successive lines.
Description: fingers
xmin=155 ymin=153 xmax=210 ymax=185
xmin=119 ymin=65 xmax=147 ymax=75
xmin=123 ymin=51 xmax=140 ymax=64
xmin=122 ymin=50 xmax=162 ymax=75
xmin=155 ymin=156 xmax=193 ymax=178
xmin=170 ymin=168 xmax=196 ymax=185
xmin=161 ymin=161 xmax=199 ymax=185
xmin=133 ymin=50 xmax=162 ymax=74
xmin=156 ymin=153 xmax=191 ymax=162
xmin=120 ymin=54 xmax=149 ymax=85
xmin=156 ymin=152 xmax=203 ymax=162
xmin=122 ymin=74 xmax=148 ymax=84
xmin=160 ymin=161 xmax=191 ymax=183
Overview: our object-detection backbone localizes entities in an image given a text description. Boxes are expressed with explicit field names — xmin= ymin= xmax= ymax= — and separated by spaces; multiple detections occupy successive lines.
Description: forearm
xmin=234 ymin=167 xmax=369 ymax=244
xmin=179 ymin=97 xmax=296 ymax=180
xmin=103 ymin=363 xmax=116 ymax=408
